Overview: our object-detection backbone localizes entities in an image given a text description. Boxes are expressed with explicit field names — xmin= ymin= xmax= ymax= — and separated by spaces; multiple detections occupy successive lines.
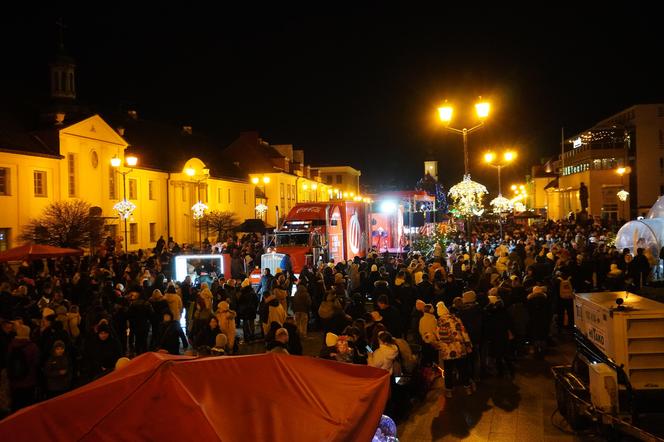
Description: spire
xmin=50 ymin=18 xmax=76 ymax=100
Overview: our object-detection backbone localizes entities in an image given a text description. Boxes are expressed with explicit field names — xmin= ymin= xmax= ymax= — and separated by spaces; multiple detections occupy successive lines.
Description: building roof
xmin=107 ymin=113 xmax=247 ymax=181
xmin=219 ymin=131 xmax=290 ymax=174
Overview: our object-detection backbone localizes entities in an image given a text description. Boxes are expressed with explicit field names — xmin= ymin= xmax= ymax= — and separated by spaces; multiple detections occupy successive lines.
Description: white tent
xmin=647 ymin=195 xmax=664 ymax=219
xmin=615 ymin=218 xmax=664 ymax=257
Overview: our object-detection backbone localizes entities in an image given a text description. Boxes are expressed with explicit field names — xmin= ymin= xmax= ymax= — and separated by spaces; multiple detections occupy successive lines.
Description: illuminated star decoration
xmin=113 ymin=199 xmax=136 ymax=219
xmin=448 ymin=174 xmax=488 ymax=216
xmin=490 ymin=194 xmax=512 ymax=214
xmin=617 ymin=189 xmax=629 ymax=201
xmin=255 ymin=203 xmax=268 ymax=214
xmin=191 ymin=201 xmax=208 ymax=220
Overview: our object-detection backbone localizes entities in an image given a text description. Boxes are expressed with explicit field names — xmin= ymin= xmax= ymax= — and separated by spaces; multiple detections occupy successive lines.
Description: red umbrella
xmin=0 ymin=244 xmax=83 ymax=262
xmin=0 ymin=352 xmax=390 ymax=442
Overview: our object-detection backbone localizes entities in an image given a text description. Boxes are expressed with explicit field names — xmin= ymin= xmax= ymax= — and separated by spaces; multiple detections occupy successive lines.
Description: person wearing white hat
xmin=216 ymin=301 xmax=237 ymax=353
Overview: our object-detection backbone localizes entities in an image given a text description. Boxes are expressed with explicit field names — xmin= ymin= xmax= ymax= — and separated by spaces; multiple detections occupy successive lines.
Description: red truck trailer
xmin=261 ymin=202 xmax=368 ymax=276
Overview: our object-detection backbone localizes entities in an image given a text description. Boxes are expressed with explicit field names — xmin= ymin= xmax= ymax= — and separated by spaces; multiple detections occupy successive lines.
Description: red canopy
xmin=0 ymin=244 xmax=83 ymax=262
xmin=0 ymin=352 xmax=390 ymax=442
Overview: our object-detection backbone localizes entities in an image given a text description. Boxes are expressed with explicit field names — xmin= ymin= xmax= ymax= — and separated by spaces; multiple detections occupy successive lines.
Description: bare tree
xmin=205 ymin=210 xmax=240 ymax=242
xmin=21 ymin=200 xmax=105 ymax=249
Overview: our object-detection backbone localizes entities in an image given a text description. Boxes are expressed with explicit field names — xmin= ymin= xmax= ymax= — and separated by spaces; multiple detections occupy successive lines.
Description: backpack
xmin=8 ymin=346 xmax=29 ymax=381
xmin=559 ymin=278 xmax=574 ymax=300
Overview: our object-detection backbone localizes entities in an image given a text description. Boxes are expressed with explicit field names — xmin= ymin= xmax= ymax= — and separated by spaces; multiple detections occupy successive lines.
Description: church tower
xmin=49 ymin=19 xmax=76 ymax=100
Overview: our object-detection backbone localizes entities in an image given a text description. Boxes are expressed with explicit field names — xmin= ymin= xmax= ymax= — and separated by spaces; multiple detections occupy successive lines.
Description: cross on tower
xmin=55 ymin=17 xmax=67 ymax=49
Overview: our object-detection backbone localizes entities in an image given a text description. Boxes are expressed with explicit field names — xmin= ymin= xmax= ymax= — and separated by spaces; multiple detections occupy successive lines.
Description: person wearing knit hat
xmin=211 ymin=333 xmax=228 ymax=356
xmin=241 ymin=278 xmax=251 ymax=288
xmin=325 ymin=332 xmax=339 ymax=348
xmin=371 ymin=264 xmax=378 ymax=272
xmin=414 ymin=271 xmax=423 ymax=286
xmin=488 ymin=295 xmax=499 ymax=305
xmin=42 ymin=307 xmax=56 ymax=319
xmin=415 ymin=299 xmax=426 ymax=311
xmin=462 ymin=291 xmax=477 ymax=304
xmin=436 ymin=301 xmax=449 ymax=317
xmin=115 ymin=357 xmax=131 ymax=370
xmin=370 ymin=310 xmax=383 ymax=322
xmin=216 ymin=301 xmax=237 ymax=353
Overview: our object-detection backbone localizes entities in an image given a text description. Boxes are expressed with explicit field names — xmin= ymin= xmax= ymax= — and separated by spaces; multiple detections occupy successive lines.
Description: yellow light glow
xmin=511 ymin=185 xmax=517 ymax=191
xmin=504 ymin=151 xmax=516 ymax=162
xmin=302 ymin=183 xmax=308 ymax=190
xmin=519 ymin=185 xmax=525 ymax=190
xmin=616 ymin=167 xmax=626 ymax=175
xmin=185 ymin=168 xmax=196 ymax=177
xmin=110 ymin=156 xmax=121 ymax=168
xmin=251 ymin=177 xmax=259 ymax=184
xmin=484 ymin=152 xmax=496 ymax=164
xmin=438 ymin=105 xmax=453 ymax=123
xmin=262 ymin=176 xmax=270 ymax=184
xmin=125 ymin=155 xmax=138 ymax=167
xmin=333 ymin=188 xmax=339 ymax=193
xmin=343 ymin=192 xmax=348 ymax=198
xmin=475 ymin=100 xmax=490 ymax=119
xmin=311 ymin=183 xmax=318 ymax=190
xmin=350 ymin=192 xmax=355 ymax=197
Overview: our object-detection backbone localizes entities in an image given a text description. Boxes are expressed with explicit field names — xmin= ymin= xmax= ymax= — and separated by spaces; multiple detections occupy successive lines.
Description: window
xmin=109 ymin=166 xmax=116 ymax=199
xmin=227 ymin=188 xmax=231 ymax=204
xmin=0 ymin=228 xmax=9 ymax=252
xmin=34 ymin=171 xmax=47 ymax=197
xmin=149 ymin=223 xmax=157 ymax=242
xmin=336 ymin=175 xmax=342 ymax=184
xmin=659 ymin=130 xmax=664 ymax=147
xmin=244 ymin=189 xmax=247 ymax=205
xmin=67 ymin=153 xmax=76 ymax=197
xmin=326 ymin=175 xmax=332 ymax=184
xmin=218 ymin=187 xmax=222 ymax=204
xmin=658 ymin=106 xmax=664 ymax=118
xmin=0 ymin=168 xmax=9 ymax=196
xmin=182 ymin=185 xmax=186 ymax=202
xmin=148 ymin=180 xmax=155 ymax=200
xmin=280 ymin=183 xmax=285 ymax=209
xmin=203 ymin=185 xmax=208 ymax=203
xmin=128 ymin=179 xmax=137 ymax=199
xmin=130 ymin=223 xmax=138 ymax=244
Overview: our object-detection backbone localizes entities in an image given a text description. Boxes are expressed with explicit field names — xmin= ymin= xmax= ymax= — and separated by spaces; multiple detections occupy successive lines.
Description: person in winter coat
xmin=237 ymin=279 xmax=258 ymax=343
xmin=283 ymin=317 xmax=303 ymax=355
xmin=376 ymin=295 xmax=403 ymax=338
xmin=266 ymin=328 xmax=290 ymax=354
xmin=83 ymin=323 xmax=122 ymax=380
xmin=418 ymin=304 xmax=439 ymax=366
xmin=44 ymin=340 xmax=71 ymax=398
xmin=156 ymin=311 xmax=188 ymax=355
xmin=210 ymin=333 xmax=228 ymax=356
xmin=435 ymin=302 xmax=473 ymax=397
xmin=257 ymin=268 xmax=273 ymax=300
xmin=483 ymin=296 xmax=513 ymax=378
xmin=526 ymin=286 xmax=550 ymax=354
xmin=345 ymin=293 xmax=367 ymax=321
xmin=7 ymin=324 xmax=39 ymax=411
xmin=318 ymin=291 xmax=346 ymax=334
xmin=216 ymin=301 xmax=237 ymax=353
xmin=148 ymin=289 xmax=169 ymax=350
xmin=194 ymin=316 xmax=222 ymax=351
xmin=127 ymin=288 xmax=154 ymax=355
xmin=163 ymin=284 xmax=183 ymax=321
xmin=368 ymin=331 xmax=400 ymax=374
xmin=456 ymin=291 xmax=483 ymax=380
xmin=292 ymin=283 xmax=312 ymax=338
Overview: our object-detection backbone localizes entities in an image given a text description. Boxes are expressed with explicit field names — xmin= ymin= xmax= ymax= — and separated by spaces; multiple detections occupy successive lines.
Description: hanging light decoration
xmin=191 ymin=201 xmax=208 ymax=220
xmin=448 ymin=174 xmax=488 ymax=216
xmin=255 ymin=202 xmax=268 ymax=214
xmin=490 ymin=194 xmax=512 ymax=214
xmin=113 ymin=199 xmax=136 ymax=219
xmin=617 ymin=189 xmax=629 ymax=201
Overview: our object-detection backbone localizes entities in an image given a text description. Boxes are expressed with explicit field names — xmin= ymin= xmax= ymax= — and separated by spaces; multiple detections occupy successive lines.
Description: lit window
xmin=227 ymin=188 xmax=231 ymax=204
xmin=0 ymin=168 xmax=9 ymax=196
xmin=34 ymin=171 xmax=47 ymax=197
xmin=149 ymin=223 xmax=157 ymax=242
xmin=130 ymin=223 xmax=138 ymax=244
xmin=109 ymin=166 xmax=116 ymax=199
xmin=67 ymin=153 xmax=76 ymax=197
xmin=148 ymin=180 xmax=155 ymax=200
xmin=336 ymin=175 xmax=342 ymax=184
xmin=128 ymin=179 xmax=137 ymax=200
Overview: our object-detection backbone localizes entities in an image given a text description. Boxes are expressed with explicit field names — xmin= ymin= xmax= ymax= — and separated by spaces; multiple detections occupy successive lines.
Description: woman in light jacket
xmin=368 ymin=331 xmax=400 ymax=374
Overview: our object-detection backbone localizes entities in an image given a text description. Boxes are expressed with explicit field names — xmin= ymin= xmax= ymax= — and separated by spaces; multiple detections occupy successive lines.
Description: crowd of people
xmin=0 ymin=215 xmax=660 ymax=419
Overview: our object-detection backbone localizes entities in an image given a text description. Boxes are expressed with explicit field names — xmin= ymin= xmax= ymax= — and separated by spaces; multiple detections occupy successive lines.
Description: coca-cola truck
xmin=261 ymin=202 xmax=368 ymax=276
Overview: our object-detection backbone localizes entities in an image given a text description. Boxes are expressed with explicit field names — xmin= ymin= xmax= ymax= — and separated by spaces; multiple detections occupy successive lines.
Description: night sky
xmin=2 ymin=6 xmax=663 ymax=193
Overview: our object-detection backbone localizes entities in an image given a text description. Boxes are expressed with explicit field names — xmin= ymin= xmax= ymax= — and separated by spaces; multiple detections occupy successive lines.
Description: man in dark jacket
xmin=457 ymin=291 xmax=483 ymax=380
xmin=156 ymin=311 xmax=188 ymax=355
xmin=126 ymin=288 xmax=153 ymax=355
xmin=83 ymin=323 xmax=122 ymax=380
xmin=237 ymin=279 xmax=259 ymax=342
xmin=376 ymin=295 xmax=403 ymax=338
xmin=7 ymin=324 xmax=40 ymax=411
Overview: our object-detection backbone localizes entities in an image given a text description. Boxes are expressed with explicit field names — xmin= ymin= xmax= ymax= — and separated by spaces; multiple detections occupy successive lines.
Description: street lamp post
xmin=439 ymin=98 xmax=490 ymax=256
xmin=484 ymin=151 xmax=517 ymax=239
xmin=252 ymin=175 xmax=270 ymax=220
xmin=186 ymin=167 xmax=210 ymax=251
xmin=111 ymin=154 xmax=138 ymax=255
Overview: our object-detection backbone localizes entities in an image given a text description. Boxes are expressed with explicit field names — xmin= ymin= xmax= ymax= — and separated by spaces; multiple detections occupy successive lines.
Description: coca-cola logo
xmin=295 ymin=207 xmax=322 ymax=213
xmin=348 ymin=213 xmax=361 ymax=255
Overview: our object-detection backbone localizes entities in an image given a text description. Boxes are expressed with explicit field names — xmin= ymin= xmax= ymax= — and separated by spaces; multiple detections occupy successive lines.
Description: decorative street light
xmin=187 ymin=167 xmax=210 ymax=250
xmin=111 ymin=154 xmax=138 ymax=255
xmin=251 ymin=175 xmax=270 ymax=220
xmin=439 ymin=97 xmax=491 ymax=253
xmin=484 ymin=150 xmax=517 ymax=238
xmin=616 ymin=166 xmax=632 ymax=217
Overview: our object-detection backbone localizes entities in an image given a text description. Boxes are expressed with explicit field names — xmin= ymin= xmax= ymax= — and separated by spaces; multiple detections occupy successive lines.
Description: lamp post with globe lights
xmin=186 ymin=166 xmax=210 ymax=251
xmin=251 ymin=175 xmax=270 ymax=220
xmin=111 ymin=154 xmax=138 ymax=255
xmin=616 ymin=166 xmax=631 ymax=220
xmin=439 ymin=97 xmax=491 ymax=253
xmin=484 ymin=150 xmax=517 ymax=238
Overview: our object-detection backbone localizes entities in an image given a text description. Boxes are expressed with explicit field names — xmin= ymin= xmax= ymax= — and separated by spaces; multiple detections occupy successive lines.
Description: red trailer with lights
xmin=261 ymin=202 xmax=369 ymax=276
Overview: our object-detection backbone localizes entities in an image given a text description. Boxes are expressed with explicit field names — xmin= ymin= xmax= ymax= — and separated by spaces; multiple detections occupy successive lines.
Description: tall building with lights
xmin=543 ymin=104 xmax=664 ymax=221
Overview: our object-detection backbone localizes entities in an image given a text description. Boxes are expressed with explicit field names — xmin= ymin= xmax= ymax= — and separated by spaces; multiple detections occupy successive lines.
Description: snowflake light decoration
xmin=191 ymin=201 xmax=208 ymax=220
xmin=255 ymin=203 xmax=268 ymax=214
xmin=490 ymin=194 xmax=512 ymax=214
xmin=448 ymin=174 xmax=488 ymax=216
xmin=113 ymin=199 xmax=136 ymax=219
xmin=617 ymin=189 xmax=629 ymax=201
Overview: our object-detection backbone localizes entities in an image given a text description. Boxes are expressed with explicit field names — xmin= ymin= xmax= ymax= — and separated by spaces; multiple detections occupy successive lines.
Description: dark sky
xmin=2 ymin=6 xmax=663 ymax=193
